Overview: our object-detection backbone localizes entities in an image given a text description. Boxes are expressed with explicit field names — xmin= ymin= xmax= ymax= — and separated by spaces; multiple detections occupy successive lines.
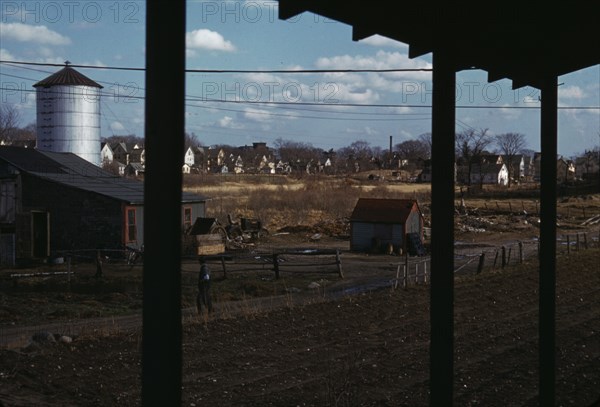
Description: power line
xmin=0 ymin=60 xmax=432 ymax=73
xmin=4 ymin=86 xmax=598 ymax=112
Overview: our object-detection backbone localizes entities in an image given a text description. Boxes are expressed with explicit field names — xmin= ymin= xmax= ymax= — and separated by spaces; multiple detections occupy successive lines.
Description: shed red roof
xmin=349 ymin=198 xmax=421 ymax=224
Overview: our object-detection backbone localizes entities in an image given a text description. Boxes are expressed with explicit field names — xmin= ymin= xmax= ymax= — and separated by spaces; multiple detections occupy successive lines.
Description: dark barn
xmin=0 ymin=146 xmax=206 ymax=265
xmin=350 ymin=198 xmax=424 ymax=254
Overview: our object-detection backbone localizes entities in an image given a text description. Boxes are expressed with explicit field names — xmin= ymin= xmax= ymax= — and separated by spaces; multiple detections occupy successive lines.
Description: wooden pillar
xmin=142 ymin=1 xmax=186 ymax=405
xmin=429 ymin=48 xmax=456 ymax=405
xmin=539 ymin=77 xmax=558 ymax=406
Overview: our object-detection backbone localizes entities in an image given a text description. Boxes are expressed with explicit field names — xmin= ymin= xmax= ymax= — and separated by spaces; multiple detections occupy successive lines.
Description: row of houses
xmin=101 ymin=141 xmax=342 ymax=176
xmin=417 ymin=152 xmax=599 ymax=185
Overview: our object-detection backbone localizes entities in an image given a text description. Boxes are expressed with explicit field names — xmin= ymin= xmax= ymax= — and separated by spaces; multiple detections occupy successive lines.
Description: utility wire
xmin=0 ymin=60 xmax=432 ymax=73
xmin=5 ymin=86 xmax=598 ymax=112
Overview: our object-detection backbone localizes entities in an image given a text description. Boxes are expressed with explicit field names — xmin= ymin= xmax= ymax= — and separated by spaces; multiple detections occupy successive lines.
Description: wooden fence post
xmin=477 ymin=252 xmax=485 ymax=274
xmin=501 ymin=246 xmax=506 ymax=268
xmin=221 ymin=256 xmax=227 ymax=279
xmin=584 ymin=233 xmax=588 ymax=250
xmin=415 ymin=263 xmax=419 ymax=284
xmin=403 ymin=265 xmax=407 ymax=290
xmin=336 ymin=249 xmax=344 ymax=278
xmin=576 ymin=233 xmax=580 ymax=251
xmin=493 ymin=250 xmax=499 ymax=269
xmin=566 ymin=235 xmax=570 ymax=254
xmin=424 ymin=261 xmax=428 ymax=283
xmin=518 ymin=242 xmax=523 ymax=263
xmin=273 ymin=253 xmax=280 ymax=279
xmin=508 ymin=201 xmax=512 ymax=212
xmin=535 ymin=201 xmax=539 ymax=215
xmin=394 ymin=264 xmax=401 ymax=290
xmin=507 ymin=247 xmax=512 ymax=266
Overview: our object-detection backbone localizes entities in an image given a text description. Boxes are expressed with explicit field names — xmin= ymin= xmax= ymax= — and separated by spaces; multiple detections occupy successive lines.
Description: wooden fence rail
xmin=393 ymin=230 xmax=599 ymax=290
xmin=200 ymin=249 xmax=344 ymax=280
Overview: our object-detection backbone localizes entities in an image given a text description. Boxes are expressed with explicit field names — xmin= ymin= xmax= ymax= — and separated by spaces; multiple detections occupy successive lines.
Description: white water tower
xmin=33 ymin=62 xmax=103 ymax=165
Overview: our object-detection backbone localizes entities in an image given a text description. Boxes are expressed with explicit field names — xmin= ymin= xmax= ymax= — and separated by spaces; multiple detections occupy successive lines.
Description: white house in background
xmin=470 ymin=163 xmax=509 ymax=185
xmin=101 ymin=142 xmax=114 ymax=164
xmin=184 ymin=146 xmax=205 ymax=167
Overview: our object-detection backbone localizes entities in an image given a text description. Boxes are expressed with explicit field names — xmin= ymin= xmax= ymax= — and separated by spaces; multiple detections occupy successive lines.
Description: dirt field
xmin=0 ymin=248 xmax=599 ymax=406
xmin=1 ymin=183 xmax=599 ymax=406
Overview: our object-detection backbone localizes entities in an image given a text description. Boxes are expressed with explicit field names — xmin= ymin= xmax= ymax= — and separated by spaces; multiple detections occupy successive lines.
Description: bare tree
xmin=184 ymin=132 xmax=202 ymax=151
xmin=0 ymin=104 xmax=21 ymax=141
xmin=495 ymin=132 xmax=527 ymax=186
xmin=395 ymin=139 xmax=430 ymax=166
xmin=417 ymin=132 xmax=432 ymax=159
xmin=455 ymin=128 xmax=492 ymax=185
xmin=274 ymin=138 xmax=321 ymax=174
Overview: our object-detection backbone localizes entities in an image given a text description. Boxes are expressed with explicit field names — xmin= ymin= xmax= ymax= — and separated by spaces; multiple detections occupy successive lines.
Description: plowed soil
xmin=1 ymin=248 xmax=599 ymax=406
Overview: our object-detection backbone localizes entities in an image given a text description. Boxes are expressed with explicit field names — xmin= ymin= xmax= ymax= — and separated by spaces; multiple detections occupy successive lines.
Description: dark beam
xmin=142 ymin=1 xmax=186 ymax=405
xmin=277 ymin=0 xmax=308 ymax=20
xmin=352 ymin=26 xmax=377 ymax=41
xmin=539 ymin=77 xmax=557 ymax=406
xmin=430 ymin=48 xmax=456 ymax=405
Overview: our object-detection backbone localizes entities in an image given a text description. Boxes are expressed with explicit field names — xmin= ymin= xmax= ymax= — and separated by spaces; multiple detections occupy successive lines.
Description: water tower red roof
xmin=33 ymin=65 xmax=103 ymax=88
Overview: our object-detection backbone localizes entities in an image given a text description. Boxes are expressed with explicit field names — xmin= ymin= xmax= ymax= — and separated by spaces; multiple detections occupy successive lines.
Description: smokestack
xmin=389 ymin=135 xmax=393 ymax=167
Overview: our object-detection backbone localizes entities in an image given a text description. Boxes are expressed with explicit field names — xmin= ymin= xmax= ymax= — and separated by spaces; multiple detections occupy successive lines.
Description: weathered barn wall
xmin=19 ymin=173 xmax=124 ymax=257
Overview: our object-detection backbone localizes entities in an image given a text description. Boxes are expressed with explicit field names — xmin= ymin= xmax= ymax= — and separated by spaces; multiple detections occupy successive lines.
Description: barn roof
xmin=0 ymin=147 xmax=206 ymax=204
xmin=350 ymin=198 xmax=421 ymax=224
xmin=33 ymin=65 xmax=103 ymax=88
xmin=278 ymin=1 xmax=599 ymax=89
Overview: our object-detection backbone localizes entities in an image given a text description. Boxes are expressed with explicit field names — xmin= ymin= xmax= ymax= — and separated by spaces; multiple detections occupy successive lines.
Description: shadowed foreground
xmin=1 ymin=250 xmax=599 ymax=406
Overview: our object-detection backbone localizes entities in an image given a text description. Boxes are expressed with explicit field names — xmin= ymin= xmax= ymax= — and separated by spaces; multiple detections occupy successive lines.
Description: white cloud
xmin=243 ymin=107 xmax=271 ymax=122
xmin=399 ymin=130 xmax=413 ymax=139
xmin=218 ymin=116 xmax=244 ymax=129
xmin=0 ymin=48 xmax=15 ymax=60
xmin=110 ymin=121 xmax=125 ymax=132
xmin=358 ymin=35 xmax=407 ymax=49
xmin=498 ymin=104 xmax=522 ymax=120
xmin=186 ymin=29 xmax=236 ymax=53
xmin=559 ymin=85 xmax=586 ymax=100
xmin=314 ymin=51 xmax=432 ymax=98
xmin=0 ymin=22 xmax=70 ymax=45
xmin=345 ymin=126 xmax=379 ymax=136
xmin=316 ymin=51 xmax=431 ymax=76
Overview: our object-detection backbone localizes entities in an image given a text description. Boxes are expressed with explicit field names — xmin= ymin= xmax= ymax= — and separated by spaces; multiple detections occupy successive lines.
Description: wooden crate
xmin=196 ymin=234 xmax=225 ymax=255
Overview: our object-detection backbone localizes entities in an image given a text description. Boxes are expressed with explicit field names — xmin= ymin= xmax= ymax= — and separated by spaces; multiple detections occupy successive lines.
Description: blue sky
xmin=1 ymin=0 xmax=598 ymax=157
